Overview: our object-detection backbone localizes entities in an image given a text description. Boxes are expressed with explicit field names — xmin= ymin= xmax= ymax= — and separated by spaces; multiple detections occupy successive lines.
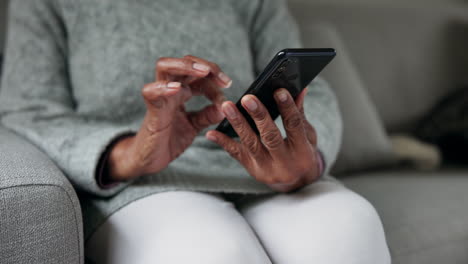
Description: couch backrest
xmin=289 ymin=0 xmax=468 ymax=132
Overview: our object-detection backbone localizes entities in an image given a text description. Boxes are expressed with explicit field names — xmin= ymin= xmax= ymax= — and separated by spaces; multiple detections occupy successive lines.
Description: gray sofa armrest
xmin=0 ymin=126 xmax=83 ymax=264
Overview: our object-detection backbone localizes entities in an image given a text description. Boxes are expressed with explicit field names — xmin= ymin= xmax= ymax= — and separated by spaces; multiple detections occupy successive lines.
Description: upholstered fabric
xmin=342 ymin=169 xmax=468 ymax=264
xmin=0 ymin=126 xmax=83 ymax=263
xmin=294 ymin=23 xmax=396 ymax=174
xmin=288 ymin=0 xmax=468 ymax=132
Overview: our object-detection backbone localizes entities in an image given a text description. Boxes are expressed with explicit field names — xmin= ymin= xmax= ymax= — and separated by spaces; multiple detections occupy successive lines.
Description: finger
xmin=294 ymin=88 xmax=318 ymax=146
xmin=274 ymin=88 xmax=307 ymax=146
xmin=156 ymin=57 xmax=211 ymax=81
xmin=295 ymin=87 xmax=308 ymax=113
xmin=221 ymin=101 xmax=264 ymax=155
xmin=187 ymin=104 xmax=225 ymax=132
xmin=140 ymin=81 xmax=183 ymax=133
xmin=141 ymin=81 xmax=183 ymax=110
xmin=190 ymin=77 xmax=227 ymax=107
xmin=184 ymin=55 xmax=233 ymax=88
xmin=240 ymin=95 xmax=285 ymax=153
xmin=304 ymin=121 xmax=318 ymax=146
xmin=206 ymin=130 xmax=246 ymax=162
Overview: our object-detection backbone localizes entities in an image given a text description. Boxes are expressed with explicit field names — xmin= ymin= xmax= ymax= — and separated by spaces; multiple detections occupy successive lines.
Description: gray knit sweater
xmin=0 ymin=0 xmax=342 ymax=239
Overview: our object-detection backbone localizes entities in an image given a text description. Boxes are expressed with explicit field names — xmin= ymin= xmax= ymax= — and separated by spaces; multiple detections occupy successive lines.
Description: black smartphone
xmin=216 ymin=48 xmax=336 ymax=137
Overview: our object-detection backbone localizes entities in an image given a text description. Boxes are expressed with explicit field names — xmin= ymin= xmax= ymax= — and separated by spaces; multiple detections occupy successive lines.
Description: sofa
xmin=1 ymin=0 xmax=468 ymax=263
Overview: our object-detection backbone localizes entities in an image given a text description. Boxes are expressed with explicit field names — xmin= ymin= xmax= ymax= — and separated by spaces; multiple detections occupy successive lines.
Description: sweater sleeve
xmin=0 ymin=0 xmax=135 ymax=197
xmin=250 ymin=0 xmax=343 ymax=174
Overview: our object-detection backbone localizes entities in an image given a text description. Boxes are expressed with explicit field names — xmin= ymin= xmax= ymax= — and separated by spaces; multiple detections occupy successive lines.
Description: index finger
xmin=156 ymin=57 xmax=211 ymax=81
xmin=184 ymin=55 xmax=233 ymax=88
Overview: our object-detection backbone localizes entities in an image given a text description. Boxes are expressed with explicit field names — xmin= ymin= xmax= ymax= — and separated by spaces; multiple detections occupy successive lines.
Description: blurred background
xmin=1 ymin=0 xmax=468 ymax=263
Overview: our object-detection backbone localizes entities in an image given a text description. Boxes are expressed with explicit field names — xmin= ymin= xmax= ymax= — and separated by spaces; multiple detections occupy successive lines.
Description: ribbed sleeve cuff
xmin=96 ymin=133 xmax=135 ymax=189
xmin=64 ymin=127 xmax=137 ymax=197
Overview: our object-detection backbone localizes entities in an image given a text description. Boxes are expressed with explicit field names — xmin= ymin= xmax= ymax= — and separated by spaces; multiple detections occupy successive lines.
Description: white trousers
xmin=85 ymin=181 xmax=391 ymax=264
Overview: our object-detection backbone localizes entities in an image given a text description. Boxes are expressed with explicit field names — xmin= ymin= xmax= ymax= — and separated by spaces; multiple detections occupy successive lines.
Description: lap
xmin=236 ymin=180 xmax=391 ymax=264
xmin=85 ymin=191 xmax=271 ymax=264
xmin=86 ymin=180 xmax=390 ymax=264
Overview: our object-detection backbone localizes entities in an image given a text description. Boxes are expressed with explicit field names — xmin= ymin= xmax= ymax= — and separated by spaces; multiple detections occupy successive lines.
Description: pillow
xmin=0 ymin=53 xmax=3 ymax=77
xmin=415 ymin=87 xmax=468 ymax=164
xmin=297 ymin=24 xmax=396 ymax=174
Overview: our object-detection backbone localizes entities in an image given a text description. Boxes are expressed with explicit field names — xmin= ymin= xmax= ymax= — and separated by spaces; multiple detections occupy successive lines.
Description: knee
xmin=243 ymin=182 xmax=391 ymax=264
xmin=150 ymin=224 xmax=271 ymax=264
xmin=308 ymin=185 xmax=392 ymax=264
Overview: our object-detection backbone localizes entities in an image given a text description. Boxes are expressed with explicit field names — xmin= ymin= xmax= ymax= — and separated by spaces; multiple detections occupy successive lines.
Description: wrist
xmin=107 ymin=135 xmax=140 ymax=182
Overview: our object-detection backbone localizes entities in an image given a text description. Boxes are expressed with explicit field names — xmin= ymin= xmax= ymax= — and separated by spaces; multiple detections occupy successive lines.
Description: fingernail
xmin=167 ymin=82 xmax=181 ymax=89
xmin=193 ymin=63 xmax=210 ymax=72
xmin=206 ymin=133 xmax=218 ymax=142
xmin=243 ymin=96 xmax=258 ymax=111
xmin=223 ymin=103 xmax=238 ymax=119
xmin=218 ymin=72 xmax=232 ymax=88
xmin=278 ymin=91 xmax=288 ymax=103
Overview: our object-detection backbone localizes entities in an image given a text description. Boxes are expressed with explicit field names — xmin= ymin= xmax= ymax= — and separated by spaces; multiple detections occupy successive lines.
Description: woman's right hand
xmin=106 ymin=56 xmax=232 ymax=182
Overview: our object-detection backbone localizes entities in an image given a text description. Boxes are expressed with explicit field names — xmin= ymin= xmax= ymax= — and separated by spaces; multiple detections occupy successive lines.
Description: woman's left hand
xmin=206 ymin=88 xmax=321 ymax=193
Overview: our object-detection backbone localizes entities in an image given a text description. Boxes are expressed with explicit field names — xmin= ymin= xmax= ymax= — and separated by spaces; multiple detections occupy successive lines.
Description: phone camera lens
xmin=278 ymin=66 xmax=286 ymax=72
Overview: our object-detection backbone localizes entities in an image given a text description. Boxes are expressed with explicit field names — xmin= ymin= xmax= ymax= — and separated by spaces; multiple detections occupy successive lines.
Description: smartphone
xmin=216 ymin=48 xmax=336 ymax=137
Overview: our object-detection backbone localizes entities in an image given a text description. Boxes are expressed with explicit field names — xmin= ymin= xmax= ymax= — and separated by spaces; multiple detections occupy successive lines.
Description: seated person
xmin=0 ymin=0 xmax=391 ymax=263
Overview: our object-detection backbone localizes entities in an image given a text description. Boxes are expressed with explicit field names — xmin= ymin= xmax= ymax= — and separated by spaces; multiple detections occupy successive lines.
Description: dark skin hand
xmin=107 ymin=55 xmax=231 ymax=181
xmin=107 ymin=56 xmax=321 ymax=193
xmin=206 ymin=88 xmax=321 ymax=193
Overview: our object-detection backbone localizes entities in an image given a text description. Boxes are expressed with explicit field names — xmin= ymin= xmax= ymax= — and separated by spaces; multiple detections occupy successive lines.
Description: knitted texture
xmin=0 ymin=0 xmax=342 ymax=239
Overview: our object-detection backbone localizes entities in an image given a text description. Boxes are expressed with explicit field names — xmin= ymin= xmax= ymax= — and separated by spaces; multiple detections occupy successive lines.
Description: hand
xmin=107 ymin=55 xmax=232 ymax=182
xmin=206 ymin=88 xmax=320 ymax=192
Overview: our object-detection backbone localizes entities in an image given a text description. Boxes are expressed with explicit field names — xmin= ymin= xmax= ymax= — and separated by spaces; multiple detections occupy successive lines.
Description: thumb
xmin=188 ymin=104 xmax=225 ymax=132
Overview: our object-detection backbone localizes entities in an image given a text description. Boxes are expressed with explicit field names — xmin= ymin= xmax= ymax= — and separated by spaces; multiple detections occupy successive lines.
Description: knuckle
xmin=181 ymin=58 xmax=194 ymax=66
xmin=285 ymin=115 xmax=303 ymax=130
xmin=261 ymin=177 xmax=277 ymax=185
xmin=141 ymin=84 xmax=156 ymax=99
xmin=245 ymin=138 xmax=260 ymax=153
xmin=269 ymin=177 xmax=284 ymax=185
xmin=151 ymin=98 xmax=166 ymax=109
xmin=208 ymin=62 xmax=221 ymax=73
xmin=227 ymin=145 xmax=242 ymax=159
xmin=141 ymin=83 xmax=164 ymax=100
xmin=253 ymin=110 xmax=269 ymax=126
xmin=278 ymin=176 xmax=295 ymax=185
xmin=262 ymin=130 xmax=283 ymax=149
xmin=176 ymin=58 xmax=193 ymax=71
xmin=231 ymin=118 xmax=247 ymax=133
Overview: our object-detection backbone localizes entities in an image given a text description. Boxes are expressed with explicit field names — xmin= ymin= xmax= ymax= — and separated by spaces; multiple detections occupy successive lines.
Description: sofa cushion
xmin=342 ymin=169 xmax=468 ymax=264
xmin=288 ymin=0 xmax=468 ymax=133
xmin=295 ymin=24 xmax=396 ymax=174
